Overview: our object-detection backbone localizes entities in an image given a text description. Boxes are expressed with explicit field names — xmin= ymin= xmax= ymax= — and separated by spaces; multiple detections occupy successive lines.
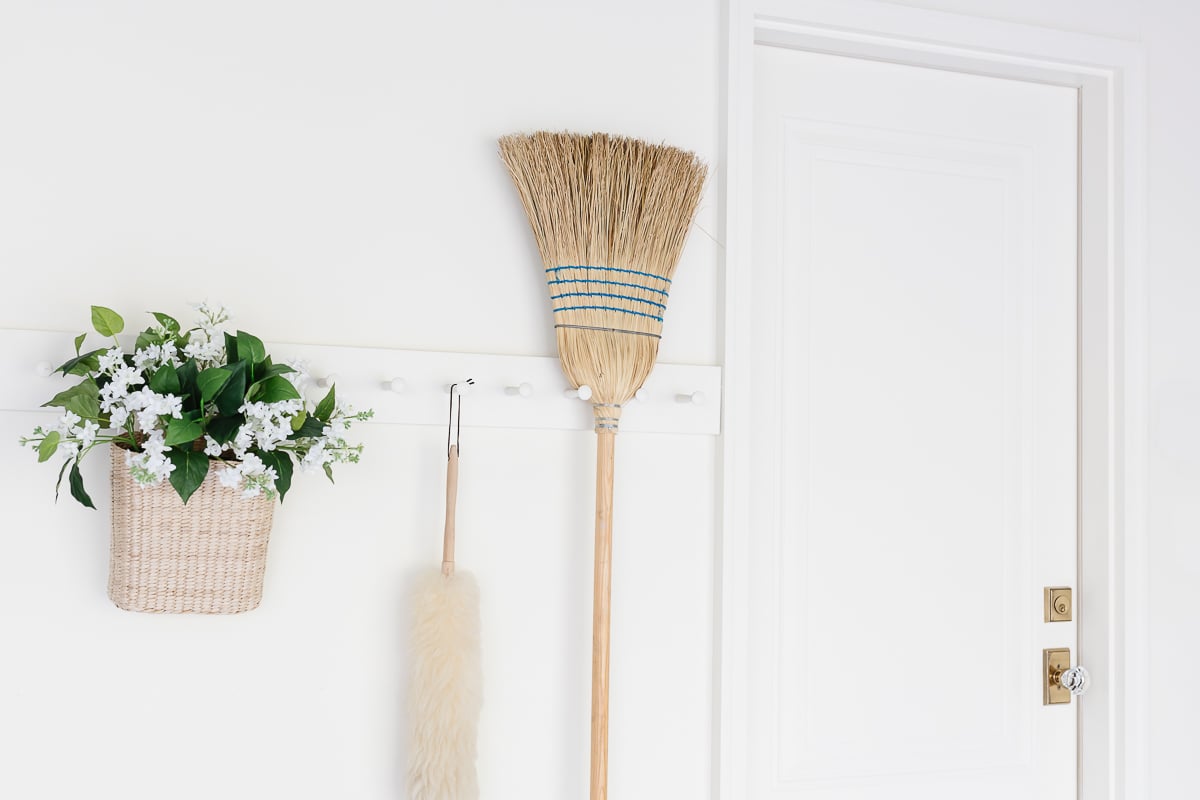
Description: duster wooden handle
xmin=442 ymin=445 xmax=459 ymax=576
xmin=590 ymin=430 xmax=615 ymax=800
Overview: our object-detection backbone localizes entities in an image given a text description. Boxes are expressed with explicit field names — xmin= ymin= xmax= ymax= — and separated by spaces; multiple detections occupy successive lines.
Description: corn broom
xmin=499 ymin=131 xmax=707 ymax=800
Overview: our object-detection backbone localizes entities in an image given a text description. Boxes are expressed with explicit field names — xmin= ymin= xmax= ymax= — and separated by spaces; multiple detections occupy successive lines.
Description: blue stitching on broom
xmin=545 ymin=265 xmax=672 ymax=284
xmin=550 ymin=292 xmax=668 ymax=310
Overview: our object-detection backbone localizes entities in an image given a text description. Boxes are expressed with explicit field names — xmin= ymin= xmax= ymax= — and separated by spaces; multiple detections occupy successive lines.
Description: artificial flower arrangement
xmin=20 ymin=302 xmax=372 ymax=506
xmin=18 ymin=302 xmax=373 ymax=614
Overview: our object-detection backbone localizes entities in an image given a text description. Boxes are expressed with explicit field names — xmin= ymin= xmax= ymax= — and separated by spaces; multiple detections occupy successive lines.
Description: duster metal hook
xmin=447 ymin=378 xmax=474 ymax=457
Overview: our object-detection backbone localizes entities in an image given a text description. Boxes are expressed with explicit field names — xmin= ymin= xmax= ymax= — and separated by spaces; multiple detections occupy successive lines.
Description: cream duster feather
xmin=407 ymin=441 xmax=482 ymax=800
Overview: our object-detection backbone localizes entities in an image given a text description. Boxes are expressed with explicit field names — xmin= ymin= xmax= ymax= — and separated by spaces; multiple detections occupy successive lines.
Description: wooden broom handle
xmin=442 ymin=444 xmax=459 ymax=576
xmin=591 ymin=430 xmax=615 ymax=800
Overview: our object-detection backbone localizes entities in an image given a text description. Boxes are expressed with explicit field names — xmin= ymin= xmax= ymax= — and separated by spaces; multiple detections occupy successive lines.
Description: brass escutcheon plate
xmin=1044 ymin=586 xmax=1072 ymax=622
xmin=1044 ymin=648 xmax=1072 ymax=705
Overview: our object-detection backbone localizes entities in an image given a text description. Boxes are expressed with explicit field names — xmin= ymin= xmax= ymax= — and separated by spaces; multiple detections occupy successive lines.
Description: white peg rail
xmin=0 ymin=329 xmax=722 ymax=436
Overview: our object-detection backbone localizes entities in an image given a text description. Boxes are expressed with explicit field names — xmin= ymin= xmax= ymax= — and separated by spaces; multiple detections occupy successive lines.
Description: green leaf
xmin=288 ymin=415 xmax=325 ymax=439
xmin=54 ymin=459 xmax=70 ymax=502
xmin=258 ymin=361 xmax=296 ymax=380
xmin=176 ymin=359 xmax=200 ymax=407
xmin=255 ymin=375 xmax=301 ymax=404
xmin=68 ymin=462 xmax=96 ymax=509
xmin=258 ymin=450 xmax=294 ymax=501
xmin=223 ymin=332 xmax=239 ymax=363
xmin=236 ymin=330 xmax=266 ymax=368
xmin=65 ymin=356 xmax=101 ymax=376
xmin=206 ymin=413 xmax=244 ymax=444
xmin=73 ymin=333 xmax=86 ymax=355
xmin=134 ymin=330 xmax=163 ymax=351
xmin=151 ymin=312 xmax=180 ymax=334
xmin=167 ymin=449 xmax=209 ymax=504
xmin=42 ymin=378 xmax=100 ymax=420
xmin=163 ymin=413 xmax=204 ymax=447
xmin=290 ymin=409 xmax=307 ymax=432
xmin=37 ymin=431 xmax=60 ymax=462
xmin=90 ymin=306 xmax=124 ymax=337
xmin=149 ymin=363 xmax=181 ymax=395
xmin=55 ymin=348 xmax=105 ymax=377
xmin=323 ymin=462 xmax=335 ymax=484
xmin=314 ymin=384 xmax=336 ymax=422
xmin=198 ymin=367 xmax=232 ymax=404
xmin=214 ymin=361 xmax=247 ymax=416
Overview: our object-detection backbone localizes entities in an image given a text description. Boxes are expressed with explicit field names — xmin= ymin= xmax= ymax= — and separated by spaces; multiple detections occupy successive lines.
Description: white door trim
xmin=716 ymin=2 xmax=1148 ymax=798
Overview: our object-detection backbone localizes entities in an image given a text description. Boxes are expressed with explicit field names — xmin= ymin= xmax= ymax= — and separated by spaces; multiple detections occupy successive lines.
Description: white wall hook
xmin=445 ymin=380 xmax=475 ymax=395
xmin=315 ymin=373 xmax=338 ymax=388
xmin=633 ymin=388 xmax=649 ymax=402
xmin=506 ymin=382 xmax=534 ymax=398
xmin=565 ymin=385 xmax=593 ymax=401
xmin=676 ymin=390 xmax=706 ymax=406
xmin=383 ymin=377 xmax=406 ymax=393
xmin=34 ymin=361 xmax=54 ymax=377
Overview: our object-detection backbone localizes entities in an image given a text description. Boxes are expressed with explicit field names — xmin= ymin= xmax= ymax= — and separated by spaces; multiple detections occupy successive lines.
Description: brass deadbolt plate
xmin=1044 ymin=587 xmax=1072 ymax=622
xmin=1044 ymin=648 xmax=1072 ymax=705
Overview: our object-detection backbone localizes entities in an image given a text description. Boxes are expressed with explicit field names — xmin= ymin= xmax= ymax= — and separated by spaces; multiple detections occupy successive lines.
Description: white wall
xmin=0 ymin=2 xmax=720 ymax=799
xmin=3 ymin=1 xmax=1195 ymax=798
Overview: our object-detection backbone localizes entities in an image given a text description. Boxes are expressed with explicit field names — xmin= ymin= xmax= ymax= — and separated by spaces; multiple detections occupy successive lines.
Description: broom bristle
xmin=499 ymin=132 xmax=707 ymax=423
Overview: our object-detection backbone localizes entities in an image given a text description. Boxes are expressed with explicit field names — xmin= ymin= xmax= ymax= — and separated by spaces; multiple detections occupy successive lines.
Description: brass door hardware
xmin=1043 ymin=648 xmax=1090 ymax=705
xmin=1044 ymin=587 xmax=1072 ymax=622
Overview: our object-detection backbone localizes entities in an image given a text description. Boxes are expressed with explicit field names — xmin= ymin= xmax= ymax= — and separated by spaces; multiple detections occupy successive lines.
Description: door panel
xmin=749 ymin=47 xmax=1077 ymax=799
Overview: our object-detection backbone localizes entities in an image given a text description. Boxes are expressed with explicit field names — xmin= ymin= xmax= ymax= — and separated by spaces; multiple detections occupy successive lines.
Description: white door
xmin=746 ymin=47 xmax=1079 ymax=798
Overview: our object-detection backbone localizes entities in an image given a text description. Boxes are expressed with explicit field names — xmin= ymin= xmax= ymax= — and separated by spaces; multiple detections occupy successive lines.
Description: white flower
xmin=100 ymin=387 xmax=122 ymax=412
xmin=159 ymin=340 xmax=180 ymax=365
xmin=203 ymin=436 xmax=225 ymax=457
xmin=126 ymin=429 xmax=175 ymax=486
xmin=300 ymin=441 xmax=330 ymax=473
xmin=182 ymin=330 xmax=224 ymax=364
xmin=56 ymin=410 xmax=82 ymax=435
xmin=135 ymin=409 xmax=159 ymax=433
xmin=77 ymin=420 xmax=99 ymax=447
xmin=232 ymin=399 xmax=302 ymax=457
xmin=141 ymin=430 xmax=168 ymax=459
xmin=231 ymin=428 xmax=253 ymax=459
xmin=283 ymin=360 xmax=309 ymax=390
xmin=215 ymin=457 xmax=276 ymax=499
xmin=133 ymin=345 xmax=162 ymax=370
xmin=100 ymin=367 xmax=140 ymax=412
xmin=161 ymin=394 xmax=183 ymax=419
xmin=108 ymin=407 xmax=129 ymax=429
xmin=100 ymin=366 xmax=144 ymax=416
xmin=240 ymin=452 xmax=265 ymax=473
xmin=123 ymin=388 xmax=182 ymax=433
xmin=240 ymin=467 xmax=277 ymax=499
xmin=194 ymin=300 xmax=231 ymax=325
xmin=131 ymin=343 xmax=180 ymax=371
xmin=98 ymin=347 xmax=125 ymax=374
xmin=218 ymin=465 xmax=242 ymax=488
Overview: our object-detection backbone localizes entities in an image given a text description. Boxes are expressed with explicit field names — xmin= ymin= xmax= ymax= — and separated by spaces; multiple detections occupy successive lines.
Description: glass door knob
xmin=1044 ymin=648 xmax=1088 ymax=704
xmin=1056 ymin=665 xmax=1090 ymax=696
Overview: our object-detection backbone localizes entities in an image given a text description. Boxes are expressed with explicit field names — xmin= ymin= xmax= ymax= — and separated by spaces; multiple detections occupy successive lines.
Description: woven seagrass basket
xmin=108 ymin=446 xmax=276 ymax=614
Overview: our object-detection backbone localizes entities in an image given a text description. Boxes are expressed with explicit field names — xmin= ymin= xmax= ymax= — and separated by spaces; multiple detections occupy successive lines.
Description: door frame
xmin=716 ymin=1 xmax=1148 ymax=798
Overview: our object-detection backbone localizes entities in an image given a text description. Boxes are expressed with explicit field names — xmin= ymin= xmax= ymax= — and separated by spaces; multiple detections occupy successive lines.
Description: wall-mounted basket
xmin=107 ymin=447 xmax=276 ymax=614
